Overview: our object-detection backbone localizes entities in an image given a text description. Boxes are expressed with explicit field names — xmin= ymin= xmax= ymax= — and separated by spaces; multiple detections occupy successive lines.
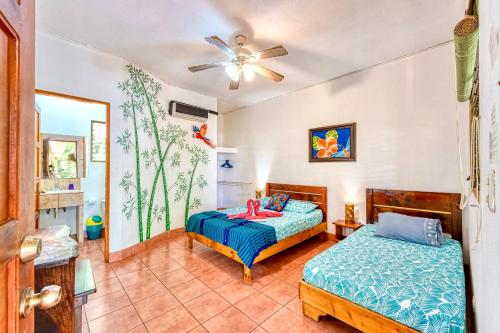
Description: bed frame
xmin=299 ymin=188 xmax=463 ymax=333
xmin=186 ymin=183 xmax=328 ymax=280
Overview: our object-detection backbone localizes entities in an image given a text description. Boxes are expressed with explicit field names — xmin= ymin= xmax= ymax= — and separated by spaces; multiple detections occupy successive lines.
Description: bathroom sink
xmin=39 ymin=190 xmax=84 ymax=210
xmin=43 ymin=189 xmax=83 ymax=194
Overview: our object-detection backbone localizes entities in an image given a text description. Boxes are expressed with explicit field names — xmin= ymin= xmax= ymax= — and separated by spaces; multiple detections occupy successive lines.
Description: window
xmin=91 ymin=120 xmax=106 ymax=162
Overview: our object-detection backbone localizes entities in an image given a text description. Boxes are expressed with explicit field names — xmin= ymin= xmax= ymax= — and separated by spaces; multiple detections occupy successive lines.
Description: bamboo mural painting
xmin=175 ymin=145 xmax=209 ymax=225
xmin=117 ymin=64 xmax=210 ymax=242
xmin=117 ymin=76 xmax=146 ymax=242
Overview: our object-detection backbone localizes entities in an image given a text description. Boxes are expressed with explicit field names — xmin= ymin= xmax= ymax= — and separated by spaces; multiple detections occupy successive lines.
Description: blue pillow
xmin=374 ymin=212 xmax=443 ymax=247
xmin=284 ymin=200 xmax=318 ymax=213
xmin=259 ymin=196 xmax=270 ymax=208
xmin=265 ymin=193 xmax=290 ymax=212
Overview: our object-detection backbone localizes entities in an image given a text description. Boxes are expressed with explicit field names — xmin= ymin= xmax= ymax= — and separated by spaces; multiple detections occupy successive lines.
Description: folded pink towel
xmin=227 ymin=199 xmax=283 ymax=220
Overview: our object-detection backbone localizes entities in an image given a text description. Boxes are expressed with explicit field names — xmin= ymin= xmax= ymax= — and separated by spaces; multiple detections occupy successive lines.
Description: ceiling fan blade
xmin=251 ymin=45 xmax=288 ymax=60
xmin=229 ymin=79 xmax=240 ymax=90
xmin=252 ymin=65 xmax=284 ymax=82
xmin=188 ymin=61 xmax=231 ymax=72
xmin=205 ymin=36 xmax=237 ymax=58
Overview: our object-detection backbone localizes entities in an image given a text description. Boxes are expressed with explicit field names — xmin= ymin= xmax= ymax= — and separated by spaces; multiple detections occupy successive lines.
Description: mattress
xmin=303 ymin=224 xmax=466 ymax=333
xmin=221 ymin=206 xmax=323 ymax=241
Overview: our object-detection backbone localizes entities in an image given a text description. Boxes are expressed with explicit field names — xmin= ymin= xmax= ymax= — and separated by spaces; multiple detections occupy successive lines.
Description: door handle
xmin=19 ymin=285 xmax=62 ymax=318
xmin=19 ymin=236 xmax=42 ymax=263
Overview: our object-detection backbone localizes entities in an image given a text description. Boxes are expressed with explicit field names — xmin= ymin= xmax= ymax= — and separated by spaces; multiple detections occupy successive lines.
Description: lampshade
xmin=225 ymin=64 xmax=240 ymax=81
xmin=345 ymin=203 xmax=355 ymax=223
xmin=243 ymin=64 xmax=255 ymax=81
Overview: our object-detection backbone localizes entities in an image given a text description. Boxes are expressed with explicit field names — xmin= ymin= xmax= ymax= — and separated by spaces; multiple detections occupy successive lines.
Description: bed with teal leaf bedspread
xmin=221 ymin=206 xmax=323 ymax=241
xmin=303 ymin=224 xmax=465 ymax=333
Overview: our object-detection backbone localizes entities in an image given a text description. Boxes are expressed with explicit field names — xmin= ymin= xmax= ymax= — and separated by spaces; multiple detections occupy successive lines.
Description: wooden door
xmin=34 ymin=105 xmax=40 ymax=228
xmin=0 ymin=1 xmax=35 ymax=332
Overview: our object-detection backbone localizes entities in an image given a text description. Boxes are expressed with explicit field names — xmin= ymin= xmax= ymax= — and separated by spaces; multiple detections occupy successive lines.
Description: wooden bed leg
xmin=243 ymin=265 xmax=252 ymax=281
xmin=302 ymin=302 xmax=328 ymax=321
xmin=187 ymin=237 xmax=193 ymax=249
xmin=319 ymin=231 xmax=327 ymax=241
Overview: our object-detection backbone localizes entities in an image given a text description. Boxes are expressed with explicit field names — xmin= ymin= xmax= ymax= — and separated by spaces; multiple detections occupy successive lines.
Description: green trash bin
xmin=86 ymin=216 xmax=103 ymax=240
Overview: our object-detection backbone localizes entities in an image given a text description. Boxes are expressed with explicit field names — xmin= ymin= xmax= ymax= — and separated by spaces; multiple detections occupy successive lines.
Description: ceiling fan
xmin=188 ymin=35 xmax=288 ymax=90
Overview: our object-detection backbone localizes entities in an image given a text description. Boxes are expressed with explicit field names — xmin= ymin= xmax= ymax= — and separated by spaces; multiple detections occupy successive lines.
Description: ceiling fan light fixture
xmin=243 ymin=64 xmax=255 ymax=81
xmin=190 ymin=35 xmax=287 ymax=90
xmin=225 ymin=64 xmax=240 ymax=81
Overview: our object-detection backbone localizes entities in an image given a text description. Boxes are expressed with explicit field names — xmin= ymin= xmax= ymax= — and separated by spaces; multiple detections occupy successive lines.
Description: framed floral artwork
xmin=309 ymin=123 xmax=356 ymax=162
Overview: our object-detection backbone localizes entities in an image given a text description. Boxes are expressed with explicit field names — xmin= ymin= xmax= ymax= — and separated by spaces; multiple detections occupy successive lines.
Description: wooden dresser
xmin=34 ymin=227 xmax=95 ymax=333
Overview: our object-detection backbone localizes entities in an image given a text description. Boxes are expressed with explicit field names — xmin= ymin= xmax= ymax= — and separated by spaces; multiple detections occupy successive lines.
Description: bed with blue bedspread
xmin=299 ymin=188 xmax=467 ymax=333
xmin=186 ymin=183 xmax=328 ymax=280
xmin=186 ymin=211 xmax=278 ymax=269
xmin=187 ymin=208 xmax=323 ymax=268
xmin=304 ymin=225 xmax=465 ymax=333
xmin=221 ymin=206 xmax=324 ymax=241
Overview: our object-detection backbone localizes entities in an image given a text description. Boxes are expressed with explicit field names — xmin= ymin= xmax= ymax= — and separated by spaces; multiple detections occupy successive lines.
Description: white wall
xmin=36 ymin=94 xmax=106 ymax=234
xmin=36 ymin=32 xmax=218 ymax=252
xmin=220 ymin=43 xmax=462 ymax=232
xmin=467 ymin=0 xmax=500 ymax=331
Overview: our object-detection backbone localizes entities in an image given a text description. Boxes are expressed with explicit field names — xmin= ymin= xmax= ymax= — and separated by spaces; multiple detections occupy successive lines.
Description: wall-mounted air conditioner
xmin=168 ymin=101 xmax=215 ymax=122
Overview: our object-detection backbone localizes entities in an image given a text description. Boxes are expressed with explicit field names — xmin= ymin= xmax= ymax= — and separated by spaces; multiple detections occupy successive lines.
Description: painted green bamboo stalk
xmin=135 ymin=74 xmax=171 ymax=231
xmin=175 ymin=145 xmax=209 ymax=226
xmin=184 ymin=159 xmax=200 ymax=225
xmin=145 ymin=149 xmax=166 ymax=239
xmin=127 ymin=66 xmax=188 ymax=238
xmin=145 ymin=134 xmax=183 ymax=238
xmin=130 ymin=96 xmax=144 ymax=242
xmin=117 ymin=78 xmax=145 ymax=243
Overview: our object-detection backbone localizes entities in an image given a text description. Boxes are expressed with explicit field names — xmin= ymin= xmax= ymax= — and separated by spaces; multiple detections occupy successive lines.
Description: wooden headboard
xmin=366 ymin=189 xmax=463 ymax=243
xmin=266 ymin=183 xmax=327 ymax=222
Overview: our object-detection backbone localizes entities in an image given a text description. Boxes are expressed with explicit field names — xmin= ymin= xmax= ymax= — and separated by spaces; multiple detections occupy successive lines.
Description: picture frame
xmin=309 ymin=122 xmax=356 ymax=162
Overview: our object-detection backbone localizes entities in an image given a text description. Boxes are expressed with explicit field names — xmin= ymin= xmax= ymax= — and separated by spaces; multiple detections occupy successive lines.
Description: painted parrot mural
xmin=192 ymin=124 xmax=216 ymax=148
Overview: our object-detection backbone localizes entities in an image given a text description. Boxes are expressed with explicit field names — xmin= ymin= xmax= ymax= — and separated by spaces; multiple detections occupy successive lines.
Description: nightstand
xmin=334 ymin=220 xmax=362 ymax=241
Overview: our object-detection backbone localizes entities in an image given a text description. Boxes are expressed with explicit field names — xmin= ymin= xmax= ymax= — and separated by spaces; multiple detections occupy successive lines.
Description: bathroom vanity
xmin=36 ymin=132 xmax=87 ymax=243
xmin=38 ymin=178 xmax=85 ymax=243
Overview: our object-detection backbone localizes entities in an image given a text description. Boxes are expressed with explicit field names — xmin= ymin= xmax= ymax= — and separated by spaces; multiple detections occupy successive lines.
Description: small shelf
xmin=217 ymin=181 xmax=253 ymax=199
xmin=216 ymin=147 xmax=237 ymax=154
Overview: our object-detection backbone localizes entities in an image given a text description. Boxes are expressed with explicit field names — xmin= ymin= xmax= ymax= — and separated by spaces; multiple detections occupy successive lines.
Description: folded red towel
xmin=227 ymin=199 xmax=283 ymax=220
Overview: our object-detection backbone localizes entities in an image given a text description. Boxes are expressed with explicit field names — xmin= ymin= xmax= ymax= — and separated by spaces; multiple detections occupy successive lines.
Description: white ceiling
xmin=36 ymin=0 xmax=464 ymax=112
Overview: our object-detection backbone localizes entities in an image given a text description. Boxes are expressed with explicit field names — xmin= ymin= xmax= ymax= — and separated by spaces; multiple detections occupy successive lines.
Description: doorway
xmin=35 ymin=89 xmax=111 ymax=262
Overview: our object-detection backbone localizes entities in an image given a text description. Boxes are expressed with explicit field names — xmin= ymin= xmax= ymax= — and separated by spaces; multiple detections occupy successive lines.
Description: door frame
xmin=35 ymin=89 xmax=111 ymax=263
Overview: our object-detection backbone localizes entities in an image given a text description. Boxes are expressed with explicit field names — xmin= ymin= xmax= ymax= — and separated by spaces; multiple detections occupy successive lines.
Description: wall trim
xmin=109 ymin=229 xmax=335 ymax=262
xmin=109 ymin=227 xmax=185 ymax=262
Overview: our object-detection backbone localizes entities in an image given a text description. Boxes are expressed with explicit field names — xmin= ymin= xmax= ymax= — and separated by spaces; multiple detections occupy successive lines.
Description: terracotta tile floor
xmin=78 ymin=234 xmax=360 ymax=333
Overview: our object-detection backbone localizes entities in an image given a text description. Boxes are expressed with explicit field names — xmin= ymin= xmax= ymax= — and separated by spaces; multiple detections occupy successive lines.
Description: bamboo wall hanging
xmin=453 ymin=0 xmax=479 ymax=102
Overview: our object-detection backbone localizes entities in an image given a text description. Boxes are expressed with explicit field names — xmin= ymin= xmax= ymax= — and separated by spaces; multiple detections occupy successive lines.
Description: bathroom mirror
xmin=47 ymin=140 xmax=77 ymax=178
xmin=42 ymin=134 xmax=86 ymax=179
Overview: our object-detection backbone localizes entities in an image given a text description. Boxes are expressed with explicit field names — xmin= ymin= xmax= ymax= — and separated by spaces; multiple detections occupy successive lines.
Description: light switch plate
xmin=487 ymin=168 xmax=496 ymax=213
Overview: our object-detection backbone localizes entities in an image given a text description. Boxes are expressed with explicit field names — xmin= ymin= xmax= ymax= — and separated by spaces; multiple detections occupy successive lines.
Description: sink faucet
xmin=48 ymin=166 xmax=60 ymax=191
xmin=48 ymin=164 xmax=60 ymax=191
